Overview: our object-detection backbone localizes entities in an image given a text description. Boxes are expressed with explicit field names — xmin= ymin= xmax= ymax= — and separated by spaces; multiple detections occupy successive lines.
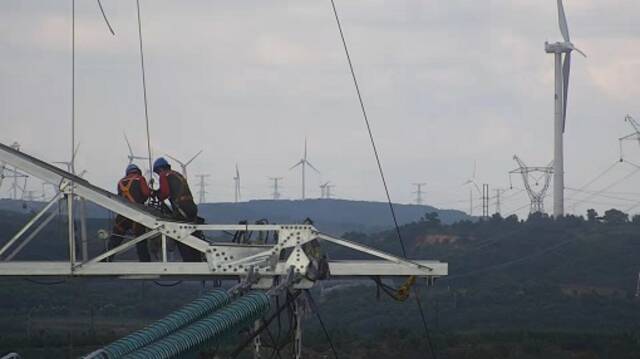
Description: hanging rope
xmin=97 ymin=0 xmax=116 ymax=35
xmin=71 ymin=0 xmax=76 ymax=175
xmin=304 ymin=290 xmax=339 ymax=359
xmin=135 ymin=0 xmax=155 ymax=187
xmin=327 ymin=1 xmax=436 ymax=357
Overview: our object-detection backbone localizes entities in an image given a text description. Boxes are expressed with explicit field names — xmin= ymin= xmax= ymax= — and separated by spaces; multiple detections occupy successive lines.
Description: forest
xmin=1 ymin=208 xmax=640 ymax=358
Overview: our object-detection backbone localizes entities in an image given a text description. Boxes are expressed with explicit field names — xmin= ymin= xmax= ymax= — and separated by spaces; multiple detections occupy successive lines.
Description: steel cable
xmin=135 ymin=0 xmax=155 ymax=186
xmin=327 ymin=1 xmax=436 ymax=357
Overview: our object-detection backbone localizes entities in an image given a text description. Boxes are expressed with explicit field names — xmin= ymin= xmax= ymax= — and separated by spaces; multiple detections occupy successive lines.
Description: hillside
xmin=197 ymin=199 xmax=468 ymax=233
xmin=0 ymin=198 xmax=470 ymax=235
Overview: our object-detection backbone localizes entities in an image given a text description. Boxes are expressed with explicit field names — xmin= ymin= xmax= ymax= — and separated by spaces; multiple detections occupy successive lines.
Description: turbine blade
xmin=473 ymin=181 xmax=482 ymax=194
xmin=185 ymin=150 xmax=203 ymax=166
xmin=289 ymin=160 xmax=304 ymax=170
xmin=562 ymin=52 xmax=571 ymax=132
xmin=304 ymin=137 xmax=308 ymax=161
xmin=569 ymin=44 xmax=587 ymax=58
xmin=165 ymin=154 xmax=183 ymax=166
xmin=72 ymin=142 xmax=81 ymax=162
xmin=123 ymin=132 xmax=135 ymax=156
xmin=557 ymin=0 xmax=570 ymax=42
xmin=306 ymin=161 xmax=320 ymax=174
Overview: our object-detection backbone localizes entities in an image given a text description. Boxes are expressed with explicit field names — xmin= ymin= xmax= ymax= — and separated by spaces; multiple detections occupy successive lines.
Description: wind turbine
xmin=545 ymin=0 xmax=586 ymax=217
xmin=165 ymin=150 xmax=203 ymax=180
xmin=123 ymin=132 xmax=149 ymax=165
xmin=53 ymin=143 xmax=83 ymax=174
xmin=233 ymin=164 xmax=241 ymax=203
xmin=462 ymin=161 xmax=481 ymax=216
xmin=290 ymin=138 xmax=320 ymax=200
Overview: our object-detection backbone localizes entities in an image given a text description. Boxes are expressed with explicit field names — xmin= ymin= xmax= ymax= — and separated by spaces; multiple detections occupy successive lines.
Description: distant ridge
xmin=195 ymin=199 xmax=468 ymax=234
xmin=0 ymin=198 xmax=470 ymax=235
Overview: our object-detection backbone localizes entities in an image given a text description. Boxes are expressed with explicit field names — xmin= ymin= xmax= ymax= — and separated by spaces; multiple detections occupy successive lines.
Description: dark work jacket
xmin=157 ymin=170 xmax=197 ymax=219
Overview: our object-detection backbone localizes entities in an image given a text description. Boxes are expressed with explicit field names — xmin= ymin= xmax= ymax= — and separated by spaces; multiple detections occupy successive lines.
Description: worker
xmin=152 ymin=157 xmax=202 ymax=262
xmin=107 ymin=164 xmax=152 ymax=262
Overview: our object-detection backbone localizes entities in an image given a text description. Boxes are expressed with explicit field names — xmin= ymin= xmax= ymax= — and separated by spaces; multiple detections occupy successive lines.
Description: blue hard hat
xmin=126 ymin=164 xmax=141 ymax=175
xmin=153 ymin=157 xmax=170 ymax=173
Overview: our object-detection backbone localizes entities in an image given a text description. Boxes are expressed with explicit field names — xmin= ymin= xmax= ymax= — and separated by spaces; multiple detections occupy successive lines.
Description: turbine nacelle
xmin=544 ymin=41 xmax=586 ymax=57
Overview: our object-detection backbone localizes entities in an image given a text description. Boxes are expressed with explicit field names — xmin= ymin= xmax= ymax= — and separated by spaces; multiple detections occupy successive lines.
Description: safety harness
xmin=118 ymin=177 xmax=137 ymax=203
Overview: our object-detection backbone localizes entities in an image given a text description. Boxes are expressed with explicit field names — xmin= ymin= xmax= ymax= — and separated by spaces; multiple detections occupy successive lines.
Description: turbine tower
xmin=545 ymin=0 xmax=586 ymax=217
xmin=233 ymin=164 xmax=241 ymax=203
xmin=509 ymin=155 xmax=553 ymax=214
xmin=289 ymin=138 xmax=319 ymax=200
xmin=195 ymin=174 xmax=210 ymax=204
xmin=166 ymin=150 xmax=202 ymax=180
xmin=269 ymin=177 xmax=283 ymax=200
xmin=462 ymin=161 xmax=481 ymax=216
xmin=413 ymin=183 xmax=427 ymax=205
xmin=618 ymin=115 xmax=640 ymax=160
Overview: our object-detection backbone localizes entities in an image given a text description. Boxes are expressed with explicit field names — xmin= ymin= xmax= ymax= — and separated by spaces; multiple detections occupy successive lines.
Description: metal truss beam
xmin=0 ymin=142 xmax=447 ymax=284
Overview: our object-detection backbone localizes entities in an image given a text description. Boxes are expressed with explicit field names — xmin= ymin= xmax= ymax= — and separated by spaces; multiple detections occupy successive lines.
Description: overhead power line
xmin=328 ymin=0 xmax=436 ymax=357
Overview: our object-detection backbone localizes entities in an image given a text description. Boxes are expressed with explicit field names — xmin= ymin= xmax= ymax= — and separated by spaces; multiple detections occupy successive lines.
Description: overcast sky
xmin=1 ymin=0 xmax=640 ymax=218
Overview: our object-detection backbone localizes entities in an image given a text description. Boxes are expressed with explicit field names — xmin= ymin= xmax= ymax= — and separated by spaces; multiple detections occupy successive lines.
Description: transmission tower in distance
xmin=509 ymin=155 xmax=553 ymax=214
xmin=269 ymin=177 xmax=283 ymax=200
xmin=319 ymin=182 xmax=329 ymax=199
xmin=413 ymin=183 xmax=427 ymax=205
xmin=618 ymin=115 xmax=640 ymax=160
xmin=195 ymin=174 xmax=211 ymax=204
xmin=325 ymin=183 xmax=335 ymax=199
xmin=494 ymin=188 xmax=507 ymax=215
xmin=481 ymin=184 xmax=489 ymax=218
xmin=319 ymin=182 xmax=335 ymax=199
xmin=233 ymin=164 xmax=241 ymax=203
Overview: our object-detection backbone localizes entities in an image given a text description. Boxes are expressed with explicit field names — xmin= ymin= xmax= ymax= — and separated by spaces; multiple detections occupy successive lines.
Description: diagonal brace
xmin=0 ymin=191 xmax=63 ymax=258
xmin=316 ymin=232 xmax=432 ymax=272
xmin=82 ymin=229 xmax=161 ymax=265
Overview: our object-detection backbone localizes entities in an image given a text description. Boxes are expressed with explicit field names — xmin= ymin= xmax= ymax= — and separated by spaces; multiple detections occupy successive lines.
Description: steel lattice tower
xmin=509 ymin=155 xmax=553 ymax=214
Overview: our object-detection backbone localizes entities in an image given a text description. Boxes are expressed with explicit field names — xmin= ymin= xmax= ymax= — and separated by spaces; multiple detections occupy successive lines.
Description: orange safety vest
xmin=118 ymin=178 xmax=137 ymax=203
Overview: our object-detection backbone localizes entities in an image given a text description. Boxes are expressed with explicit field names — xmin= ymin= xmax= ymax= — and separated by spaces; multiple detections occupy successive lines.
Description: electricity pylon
xmin=195 ymin=174 xmax=211 ymax=204
xmin=618 ymin=115 xmax=640 ymax=160
xmin=509 ymin=155 xmax=553 ymax=214
xmin=413 ymin=183 xmax=427 ymax=205
xmin=269 ymin=177 xmax=283 ymax=200
xmin=233 ymin=164 xmax=241 ymax=203
xmin=494 ymin=188 xmax=507 ymax=215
